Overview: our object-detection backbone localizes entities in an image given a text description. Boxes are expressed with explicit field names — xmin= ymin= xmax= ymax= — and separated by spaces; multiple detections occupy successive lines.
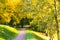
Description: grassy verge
xmin=26 ymin=30 xmax=50 ymax=40
xmin=0 ymin=25 xmax=19 ymax=40
xmin=26 ymin=30 xmax=44 ymax=40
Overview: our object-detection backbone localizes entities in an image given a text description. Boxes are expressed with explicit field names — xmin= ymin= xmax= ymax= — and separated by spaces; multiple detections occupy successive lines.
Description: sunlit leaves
xmin=6 ymin=0 xmax=21 ymax=10
xmin=6 ymin=0 xmax=21 ymax=6
xmin=47 ymin=0 xmax=54 ymax=5
xmin=0 ymin=12 xmax=11 ymax=24
xmin=56 ymin=1 xmax=59 ymax=6
xmin=31 ymin=0 xmax=37 ymax=6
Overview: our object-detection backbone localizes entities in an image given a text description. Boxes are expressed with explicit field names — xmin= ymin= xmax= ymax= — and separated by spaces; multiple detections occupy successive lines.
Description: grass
xmin=26 ymin=30 xmax=49 ymax=40
xmin=26 ymin=30 xmax=44 ymax=40
xmin=31 ymin=31 xmax=49 ymax=40
xmin=0 ymin=25 xmax=19 ymax=40
xmin=26 ymin=32 xmax=37 ymax=40
xmin=27 ymin=30 xmax=60 ymax=40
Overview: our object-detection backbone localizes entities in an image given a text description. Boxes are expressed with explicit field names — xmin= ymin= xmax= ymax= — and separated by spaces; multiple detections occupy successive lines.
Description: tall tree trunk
xmin=54 ymin=14 xmax=59 ymax=40
xmin=20 ymin=18 xmax=24 ymax=28
xmin=54 ymin=0 xmax=59 ymax=40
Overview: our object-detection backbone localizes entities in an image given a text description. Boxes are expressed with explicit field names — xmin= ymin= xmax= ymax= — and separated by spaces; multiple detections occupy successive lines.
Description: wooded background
xmin=0 ymin=0 xmax=60 ymax=40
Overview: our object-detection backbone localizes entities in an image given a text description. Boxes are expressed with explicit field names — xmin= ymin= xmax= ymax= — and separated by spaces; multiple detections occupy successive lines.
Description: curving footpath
xmin=13 ymin=28 xmax=26 ymax=40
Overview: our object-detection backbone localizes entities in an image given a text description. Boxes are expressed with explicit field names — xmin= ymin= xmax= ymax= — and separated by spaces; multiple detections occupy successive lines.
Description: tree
xmin=54 ymin=0 xmax=59 ymax=40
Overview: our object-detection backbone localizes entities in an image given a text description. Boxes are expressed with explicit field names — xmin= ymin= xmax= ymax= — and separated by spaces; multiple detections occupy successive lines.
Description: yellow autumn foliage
xmin=47 ymin=0 xmax=54 ymax=5
xmin=31 ymin=0 xmax=37 ymax=6
xmin=37 ymin=13 xmax=45 ymax=18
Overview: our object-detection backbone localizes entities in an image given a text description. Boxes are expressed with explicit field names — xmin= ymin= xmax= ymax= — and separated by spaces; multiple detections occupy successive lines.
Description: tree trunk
xmin=54 ymin=0 xmax=59 ymax=40
xmin=54 ymin=14 xmax=59 ymax=40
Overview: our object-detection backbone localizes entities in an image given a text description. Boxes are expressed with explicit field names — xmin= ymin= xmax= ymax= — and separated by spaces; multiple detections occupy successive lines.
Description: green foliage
xmin=30 ymin=16 xmax=47 ymax=32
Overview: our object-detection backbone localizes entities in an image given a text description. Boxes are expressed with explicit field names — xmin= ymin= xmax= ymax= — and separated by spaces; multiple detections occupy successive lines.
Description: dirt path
xmin=13 ymin=28 xmax=26 ymax=40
